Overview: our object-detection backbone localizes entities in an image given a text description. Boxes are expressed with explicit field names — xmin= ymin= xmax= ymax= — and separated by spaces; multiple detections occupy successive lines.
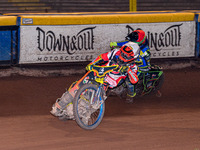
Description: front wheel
xmin=73 ymin=84 xmax=105 ymax=130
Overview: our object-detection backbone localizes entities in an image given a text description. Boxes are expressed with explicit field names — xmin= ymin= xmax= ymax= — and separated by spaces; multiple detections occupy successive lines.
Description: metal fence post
xmin=129 ymin=0 xmax=137 ymax=12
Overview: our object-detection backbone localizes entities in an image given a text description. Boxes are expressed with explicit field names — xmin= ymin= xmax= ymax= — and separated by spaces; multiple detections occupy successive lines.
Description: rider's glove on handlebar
xmin=86 ymin=64 xmax=93 ymax=71
xmin=119 ymin=66 xmax=129 ymax=74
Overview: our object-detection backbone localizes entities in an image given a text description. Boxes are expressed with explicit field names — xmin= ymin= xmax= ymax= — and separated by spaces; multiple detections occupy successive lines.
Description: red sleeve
xmin=101 ymin=52 xmax=109 ymax=61
xmin=127 ymin=67 xmax=139 ymax=84
xmin=89 ymin=52 xmax=109 ymax=65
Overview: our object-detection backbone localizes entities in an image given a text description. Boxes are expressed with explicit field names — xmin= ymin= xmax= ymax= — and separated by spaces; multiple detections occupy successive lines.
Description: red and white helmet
xmin=119 ymin=42 xmax=140 ymax=63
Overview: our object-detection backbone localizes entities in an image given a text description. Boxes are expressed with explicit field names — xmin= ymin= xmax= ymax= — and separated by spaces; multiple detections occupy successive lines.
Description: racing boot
xmin=57 ymin=102 xmax=75 ymax=121
xmin=50 ymin=91 xmax=74 ymax=117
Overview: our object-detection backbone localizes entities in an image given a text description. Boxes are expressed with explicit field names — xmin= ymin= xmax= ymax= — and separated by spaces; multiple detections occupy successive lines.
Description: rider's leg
xmin=125 ymin=78 xmax=136 ymax=103
xmin=125 ymin=69 xmax=145 ymax=103
xmin=50 ymin=83 xmax=76 ymax=117
xmin=51 ymin=71 xmax=94 ymax=117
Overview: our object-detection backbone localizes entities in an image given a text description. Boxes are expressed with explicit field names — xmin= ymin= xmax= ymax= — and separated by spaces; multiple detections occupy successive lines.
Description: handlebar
xmin=89 ymin=65 xmax=119 ymax=77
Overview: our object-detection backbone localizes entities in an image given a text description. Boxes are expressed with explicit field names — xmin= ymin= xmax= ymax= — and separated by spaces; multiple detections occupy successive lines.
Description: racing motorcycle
xmin=73 ymin=64 xmax=164 ymax=130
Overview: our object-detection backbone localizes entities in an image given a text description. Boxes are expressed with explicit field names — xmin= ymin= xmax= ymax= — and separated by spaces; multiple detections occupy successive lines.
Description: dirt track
xmin=0 ymin=68 xmax=200 ymax=150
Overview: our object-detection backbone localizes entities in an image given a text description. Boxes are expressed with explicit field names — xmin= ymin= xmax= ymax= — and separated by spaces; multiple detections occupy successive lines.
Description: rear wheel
xmin=151 ymin=73 xmax=164 ymax=96
xmin=154 ymin=73 xmax=164 ymax=91
xmin=73 ymin=84 xmax=105 ymax=130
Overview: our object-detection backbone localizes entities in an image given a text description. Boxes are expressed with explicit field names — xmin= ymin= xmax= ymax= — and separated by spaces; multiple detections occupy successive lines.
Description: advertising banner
xmin=19 ymin=21 xmax=196 ymax=64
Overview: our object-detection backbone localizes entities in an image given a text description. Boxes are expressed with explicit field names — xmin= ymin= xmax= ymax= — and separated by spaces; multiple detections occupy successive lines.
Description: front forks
xmin=90 ymin=84 xmax=106 ymax=110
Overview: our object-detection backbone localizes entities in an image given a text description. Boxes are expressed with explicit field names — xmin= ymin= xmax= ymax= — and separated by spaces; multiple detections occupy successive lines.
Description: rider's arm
xmin=135 ymin=40 xmax=151 ymax=68
xmin=140 ymin=46 xmax=151 ymax=66
xmin=110 ymin=40 xmax=129 ymax=48
xmin=140 ymin=39 xmax=151 ymax=66
xmin=86 ymin=52 xmax=109 ymax=70
xmin=127 ymin=64 xmax=139 ymax=84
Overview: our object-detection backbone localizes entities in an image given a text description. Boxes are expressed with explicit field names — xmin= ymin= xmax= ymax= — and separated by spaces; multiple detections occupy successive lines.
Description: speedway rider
xmin=51 ymin=41 xmax=140 ymax=118
xmin=110 ymin=28 xmax=151 ymax=102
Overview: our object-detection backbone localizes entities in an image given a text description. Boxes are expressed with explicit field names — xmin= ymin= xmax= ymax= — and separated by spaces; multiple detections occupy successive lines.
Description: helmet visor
xmin=119 ymin=52 xmax=135 ymax=63
xmin=125 ymin=32 xmax=138 ymax=42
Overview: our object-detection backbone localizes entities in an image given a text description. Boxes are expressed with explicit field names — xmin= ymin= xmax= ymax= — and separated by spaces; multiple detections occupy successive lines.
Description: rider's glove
xmin=110 ymin=42 xmax=117 ymax=49
xmin=86 ymin=64 xmax=93 ymax=71
xmin=119 ymin=66 xmax=129 ymax=74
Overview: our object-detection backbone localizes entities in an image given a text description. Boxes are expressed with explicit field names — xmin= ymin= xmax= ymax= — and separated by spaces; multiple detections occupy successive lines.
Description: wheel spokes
xmin=78 ymin=88 xmax=101 ymax=126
